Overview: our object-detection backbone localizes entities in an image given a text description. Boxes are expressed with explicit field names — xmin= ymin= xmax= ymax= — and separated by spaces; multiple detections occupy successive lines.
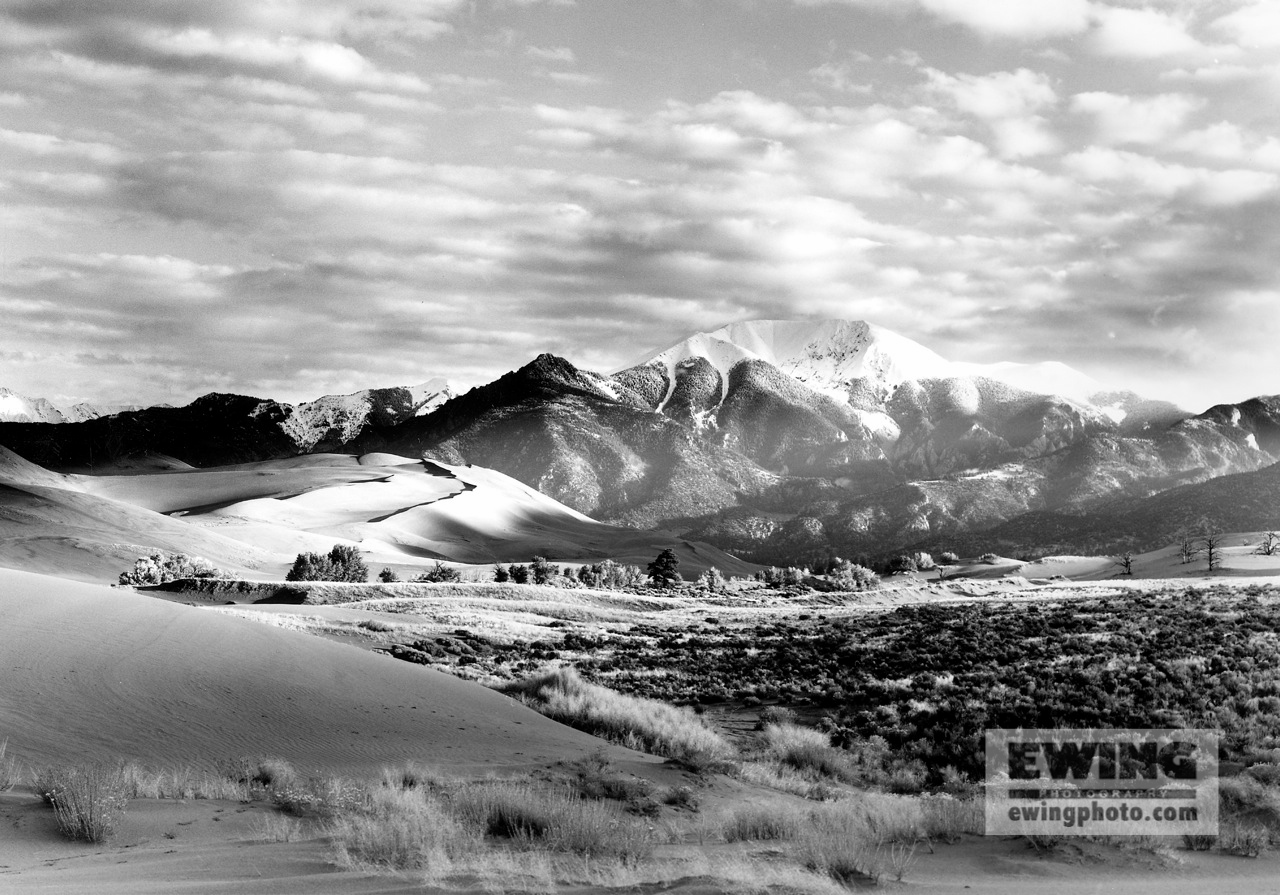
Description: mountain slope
xmin=0 ymin=380 xmax=454 ymax=469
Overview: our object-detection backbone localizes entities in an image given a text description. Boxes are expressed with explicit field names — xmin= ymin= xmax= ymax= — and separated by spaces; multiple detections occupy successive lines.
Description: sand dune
xmin=0 ymin=447 xmax=752 ymax=582
xmin=0 ymin=569 xmax=644 ymax=775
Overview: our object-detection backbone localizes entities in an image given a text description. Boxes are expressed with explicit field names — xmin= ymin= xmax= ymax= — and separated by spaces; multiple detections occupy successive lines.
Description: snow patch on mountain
xmin=633 ymin=319 xmax=1146 ymax=412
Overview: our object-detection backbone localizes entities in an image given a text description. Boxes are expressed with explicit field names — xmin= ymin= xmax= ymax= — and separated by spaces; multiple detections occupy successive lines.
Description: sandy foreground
xmin=0 ymin=568 xmax=651 ymax=773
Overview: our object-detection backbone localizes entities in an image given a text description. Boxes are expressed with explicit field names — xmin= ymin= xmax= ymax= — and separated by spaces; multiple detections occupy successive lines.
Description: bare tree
xmin=1113 ymin=551 xmax=1134 ymax=576
xmin=1200 ymin=529 xmax=1226 ymax=572
xmin=1256 ymin=532 xmax=1280 ymax=557
xmin=1178 ymin=531 xmax=1199 ymax=565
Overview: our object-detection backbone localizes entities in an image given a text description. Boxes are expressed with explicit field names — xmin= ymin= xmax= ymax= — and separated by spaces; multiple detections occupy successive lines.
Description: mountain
xmin=0 ymin=388 xmax=71 ymax=424
xmin=0 ymin=387 xmax=145 ymax=423
xmin=0 ymin=380 xmax=453 ymax=470
xmin=3 ymin=320 xmax=1275 ymax=564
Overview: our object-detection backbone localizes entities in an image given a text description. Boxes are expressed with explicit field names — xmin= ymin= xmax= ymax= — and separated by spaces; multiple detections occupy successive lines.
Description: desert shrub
xmin=647 ymin=549 xmax=682 ymax=588
xmin=492 ymin=563 xmax=510 ymax=583
xmin=0 ymin=739 xmax=18 ymax=791
xmin=912 ymin=552 xmax=936 ymax=571
xmin=377 ymin=568 xmax=400 ymax=583
xmin=756 ymin=706 xmax=798 ymax=729
xmin=722 ymin=804 xmax=801 ymax=841
xmin=887 ymin=555 xmax=918 ymax=574
xmin=286 ymin=545 xmax=368 ymax=583
xmin=531 ymin=556 xmax=556 ymax=586
xmin=762 ymin=723 xmax=854 ymax=781
xmin=696 ymin=566 xmax=726 ymax=592
xmin=497 ymin=668 xmax=734 ymax=767
xmin=757 ymin=566 xmax=805 ymax=587
xmin=920 ymin=793 xmax=982 ymax=842
xmin=978 ymin=552 xmax=998 ymax=564
xmin=356 ymin=618 xmax=394 ymax=633
xmin=576 ymin=559 xmax=644 ymax=590
xmin=413 ymin=562 xmax=461 ymax=583
xmin=792 ymin=805 xmax=882 ymax=886
xmin=564 ymin=750 xmax=655 ymax=811
xmin=331 ymin=786 xmax=476 ymax=870
xmin=119 ymin=551 xmax=223 ymax=586
xmin=508 ymin=564 xmax=529 ymax=584
xmin=449 ymin=780 xmax=653 ymax=864
xmin=662 ymin=785 xmax=699 ymax=810
xmin=38 ymin=763 xmax=130 ymax=843
xmin=939 ymin=551 xmax=959 ymax=564
xmin=1221 ymin=821 xmax=1270 ymax=857
xmin=269 ymin=774 xmax=365 ymax=818
xmin=829 ymin=558 xmax=878 ymax=591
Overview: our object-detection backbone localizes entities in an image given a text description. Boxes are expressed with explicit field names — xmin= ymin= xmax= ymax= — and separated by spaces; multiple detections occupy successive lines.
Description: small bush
xmin=492 ymin=564 xmax=510 ymax=583
xmin=576 ymin=559 xmax=644 ymax=590
xmin=978 ymin=553 xmax=999 ymax=564
xmin=939 ymin=551 xmax=959 ymax=564
xmin=356 ymin=618 xmax=394 ymax=633
xmin=412 ymin=562 xmax=461 ymax=583
xmin=119 ymin=551 xmax=224 ymax=586
xmin=377 ymin=568 xmax=400 ymax=583
xmin=762 ymin=723 xmax=853 ymax=781
xmin=39 ymin=763 xmax=130 ymax=843
xmin=509 ymin=564 xmax=529 ymax=584
xmin=449 ymin=781 xmax=653 ymax=864
xmin=887 ymin=555 xmax=918 ymax=574
xmin=331 ymin=786 xmax=475 ymax=870
xmin=270 ymin=775 xmax=365 ymax=818
xmin=531 ymin=556 xmax=556 ymax=586
xmin=696 ymin=566 xmax=726 ymax=592
xmin=1221 ymin=821 xmax=1270 ymax=857
xmin=829 ymin=559 xmax=878 ymax=591
xmin=286 ymin=545 xmax=368 ymax=583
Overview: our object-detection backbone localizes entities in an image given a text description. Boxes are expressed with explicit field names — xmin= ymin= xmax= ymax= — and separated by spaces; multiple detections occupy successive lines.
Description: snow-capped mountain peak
xmin=634 ymin=318 xmax=1116 ymax=406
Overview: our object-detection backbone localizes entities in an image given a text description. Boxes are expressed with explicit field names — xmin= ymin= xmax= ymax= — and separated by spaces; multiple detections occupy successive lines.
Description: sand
xmin=0 ymin=568 xmax=649 ymax=775
xmin=0 ymin=448 xmax=752 ymax=583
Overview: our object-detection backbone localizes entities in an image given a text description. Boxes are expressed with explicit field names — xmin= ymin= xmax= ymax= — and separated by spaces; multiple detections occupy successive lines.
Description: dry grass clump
xmin=269 ymin=774 xmax=365 ymax=818
xmin=35 ymin=763 xmax=131 ymax=842
xmin=0 ymin=739 xmax=19 ymax=791
xmin=761 ymin=723 xmax=854 ymax=782
xmin=330 ymin=786 xmax=476 ymax=870
xmin=919 ymin=792 xmax=983 ymax=842
xmin=116 ymin=762 xmax=250 ymax=800
xmin=793 ymin=798 xmax=922 ymax=885
xmin=722 ymin=804 xmax=803 ymax=842
xmin=251 ymin=813 xmax=306 ymax=843
xmin=449 ymin=780 xmax=654 ymax=865
xmin=497 ymin=668 xmax=735 ymax=769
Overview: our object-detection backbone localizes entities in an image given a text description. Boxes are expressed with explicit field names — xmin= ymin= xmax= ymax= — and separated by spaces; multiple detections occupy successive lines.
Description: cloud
xmin=526 ymin=45 xmax=575 ymax=64
xmin=1210 ymin=1 xmax=1280 ymax=48
xmin=1071 ymin=91 xmax=1204 ymax=145
xmin=1088 ymin=6 xmax=1204 ymax=58
xmin=918 ymin=0 xmax=1091 ymax=39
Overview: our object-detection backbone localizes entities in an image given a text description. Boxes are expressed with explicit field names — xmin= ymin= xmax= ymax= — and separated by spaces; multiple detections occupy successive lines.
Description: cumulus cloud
xmin=0 ymin=0 xmax=1277 ymax=410
xmin=919 ymin=0 xmax=1091 ymax=39
xmin=1071 ymin=91 xmax=1204 ymax=145
xmin=1088 ymin=6 xmax=1204 ymax=58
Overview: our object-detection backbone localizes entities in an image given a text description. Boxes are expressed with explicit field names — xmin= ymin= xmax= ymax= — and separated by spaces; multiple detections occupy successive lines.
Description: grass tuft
xmin=37 ymin=763 xmax=130 ymax=842
xmin=497 ymin=668 xmax=735 ymax=769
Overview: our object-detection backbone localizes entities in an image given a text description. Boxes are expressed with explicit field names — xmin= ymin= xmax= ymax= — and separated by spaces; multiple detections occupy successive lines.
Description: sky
xmin=1 ymin=0 xmax=1278 ymax=411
